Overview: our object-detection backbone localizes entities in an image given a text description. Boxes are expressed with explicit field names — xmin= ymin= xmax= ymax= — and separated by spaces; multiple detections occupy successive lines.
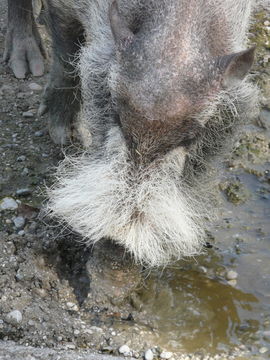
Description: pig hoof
xmin=40 ymin=88 xmax=77 ymax=145
xmin=3 ymin=29 xmax=45 ymax=79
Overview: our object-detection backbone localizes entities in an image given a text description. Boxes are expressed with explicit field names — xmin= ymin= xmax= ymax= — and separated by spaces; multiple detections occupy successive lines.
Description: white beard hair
xmin=46 ymin=127 xmax=208 ymax=267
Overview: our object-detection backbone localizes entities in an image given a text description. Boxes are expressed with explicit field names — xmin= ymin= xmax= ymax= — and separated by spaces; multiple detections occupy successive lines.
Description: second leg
xmin=40 ymin=1 xmax=85 ymax=145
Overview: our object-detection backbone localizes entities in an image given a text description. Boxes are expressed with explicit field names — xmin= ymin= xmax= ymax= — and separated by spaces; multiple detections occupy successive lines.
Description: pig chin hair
xmin=46 ymin=127 xmax=208 ymax=267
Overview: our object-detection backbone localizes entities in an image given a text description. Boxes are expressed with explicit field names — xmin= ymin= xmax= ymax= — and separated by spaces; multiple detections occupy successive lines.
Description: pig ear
xmin=109 ymin=1 xmax=135 ymax=50
xmin=218 ymin=47 xmax=256 ymax=86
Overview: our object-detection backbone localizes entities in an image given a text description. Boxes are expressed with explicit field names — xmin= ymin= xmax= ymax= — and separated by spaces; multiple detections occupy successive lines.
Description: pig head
xmin=47 ymin=0 xmax=258 ymax=267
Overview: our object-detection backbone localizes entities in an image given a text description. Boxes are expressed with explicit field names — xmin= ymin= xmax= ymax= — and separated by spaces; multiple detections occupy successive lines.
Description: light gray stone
xmin=13 ymin=216 xmax=25 ymax=229
xmin=34 ymin=130 xmax=44 ymax=137
xmin=29 ymin=83 xmax=43 ymax=91
xmin=0 ymin=197 xmax=18 ymax=211
xmin=17 ymin=155 xmax=26 ymax=162
xmin=22 ymin=111 xmax=34 ymax=118
xmin=119 ymin=344 xmax=130 ymax=355
xmin=226 ymin=270 xmax=238 ymax=280
xmin=21 ymin=168 xmax=29 ymax=176
xmin=160 ymin=351 xmax=173 ymax=359
xmin=259 ymin=347 xmax=268 ymax=354
xmin=16 ymin=188 xmax=32 ymax=196
xmin=144 ymin=349 xmax=154 ymax=360
xmin=5 ymin=310 xmax=22 ymax=325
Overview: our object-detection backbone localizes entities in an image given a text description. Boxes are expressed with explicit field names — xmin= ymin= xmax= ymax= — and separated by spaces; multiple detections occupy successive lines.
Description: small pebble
xmin=259 ymin=347 xmax=268 ymax=354
xmin=29 ymin=82 xmax=43 ymax=91
xmin=34 ymin=130 xmax=44 ymax=137
xmin=199 ymin=266 xmax=207 ymax=274
xmin=144 ymin=349 xmax=154 ymax=360
xmin=66 ymin=302 xmax=79 ymax=311
xmin=13 ymin=216 xmax=25 ymax=229
xmin=17 ymin=92 xmax=25 ymax=99
xmin=16 ymin=188 xmax=32 ymax=196
xmin=17 ymin=155 xmax=26 ymax=162
xmin=18 ymin=230 xmax=25 ymax=236
xmin=22 ymin=111 xmax=34 ymax=118
xmin=227 ymin=279 xmax=237 ymax=287
xmin=15 ymin=270 xmax=24 ymax=281
xmin=262 ymin=330 xmax=270 ymax=337
xmin=74 ymin=329 xmax=80 ymax=336
xmin=0 ymin=197 xmax=18 ymax=211
xmin=89 ymin=326 xmax=103 ymax=333
xmin=119 ymin=344 xmax=130 ymax=355
xmin=5 ymin=310 xmax=22 ymax=325
xmin=33 ymin=288 xmax=46 ymax=297
xmin=21 ymin=168 xmax=29 ymax=176
xmin=160 ymin=351 xmax=173 ymax=359
xmin=67 ymin=302 xmax=75 ymax=308
xmin=226 ymin=270 xmax=238 ymax=281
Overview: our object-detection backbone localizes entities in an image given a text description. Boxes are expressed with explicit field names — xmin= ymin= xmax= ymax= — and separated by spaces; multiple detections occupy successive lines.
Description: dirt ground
xmin=0 ymin=1 xmax=270 ymax=360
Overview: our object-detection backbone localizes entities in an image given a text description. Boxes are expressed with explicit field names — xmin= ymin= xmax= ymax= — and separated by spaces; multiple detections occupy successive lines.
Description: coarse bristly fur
xmin=48 ymin=128 xmax=209 ymax=267
xmin=46 ymin=0 xmax=259 ymax=267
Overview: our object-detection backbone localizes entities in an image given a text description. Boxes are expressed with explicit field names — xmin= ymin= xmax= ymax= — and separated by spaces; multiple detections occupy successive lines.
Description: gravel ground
xmin=0 ymin=341 xmax=129 ymax=360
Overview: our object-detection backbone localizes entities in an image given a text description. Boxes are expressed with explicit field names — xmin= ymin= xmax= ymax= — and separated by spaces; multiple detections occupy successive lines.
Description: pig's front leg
xmin=3 ymin=0 xmax=45 ymax=79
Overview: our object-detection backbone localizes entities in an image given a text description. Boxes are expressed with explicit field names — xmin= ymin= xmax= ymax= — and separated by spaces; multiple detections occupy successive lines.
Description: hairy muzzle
xmin=46 ymin=127 xmax=207 ymax=267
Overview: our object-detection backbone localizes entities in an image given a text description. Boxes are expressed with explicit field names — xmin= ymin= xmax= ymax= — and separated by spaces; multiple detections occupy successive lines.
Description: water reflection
xmin=136 ymin=265 xmax=259 ymax=353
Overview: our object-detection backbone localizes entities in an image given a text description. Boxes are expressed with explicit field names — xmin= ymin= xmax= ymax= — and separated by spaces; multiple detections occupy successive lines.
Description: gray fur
xmin=46 ymin=0 xmax=259 ymax=266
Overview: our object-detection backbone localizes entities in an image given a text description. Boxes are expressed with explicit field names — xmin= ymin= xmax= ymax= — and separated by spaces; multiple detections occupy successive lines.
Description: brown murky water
xmin=137 ymin=268 xmax=259 ymax=352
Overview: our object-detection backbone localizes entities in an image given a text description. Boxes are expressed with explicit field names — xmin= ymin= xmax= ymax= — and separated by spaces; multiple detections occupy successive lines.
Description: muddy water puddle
xmin=134 ymin=267 xmax=260 ymax=353
xmin=114 ymin=239 xmax=270 ymax=354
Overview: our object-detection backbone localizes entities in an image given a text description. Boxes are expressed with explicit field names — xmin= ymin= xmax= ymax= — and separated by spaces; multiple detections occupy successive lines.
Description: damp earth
xmin=0 ymin=1 xmax=269 ymax=359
